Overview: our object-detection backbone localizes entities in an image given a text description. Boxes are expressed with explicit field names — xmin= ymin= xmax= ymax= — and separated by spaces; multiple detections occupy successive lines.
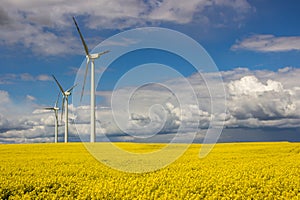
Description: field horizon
xmin=1 ymin=140 xmax=299 ymax=145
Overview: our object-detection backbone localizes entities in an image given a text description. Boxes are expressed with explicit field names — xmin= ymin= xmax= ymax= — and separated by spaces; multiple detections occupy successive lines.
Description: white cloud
xmin=227 ymin=76 xmax=296 ymax=122
xmin=0 ymin=90 xmax=10 ymax=104
xmin=216 ymin=0 xmax=252 ymax=11
xmin=228 ymin=76 xmax=284 ymax=96
xmin=148 ymin=0 xmax=207 ymax=24
xmin=0 ymin=90 xmax=65 ymax=143
xmin=20 ymin=73 xmax=35 ymax=81
xmin=36 ymin=74 xmax=52 ymax=81
xmin=147 ymin=0 xmax=252 ymax=24
xmin=2 ymin=67 xmax=300 ymax=143
xmin=90 ymin=67 xmax=300 ymax=139
xmin=231 ymin=34 xmax=300 ymax=52
xmin=0 ymin=0 xmax=254 ymax=56
xmin=0 ymin=73 xmax=52 ymax=85
xmin=26 ymin=95 xmax=36 ymax=102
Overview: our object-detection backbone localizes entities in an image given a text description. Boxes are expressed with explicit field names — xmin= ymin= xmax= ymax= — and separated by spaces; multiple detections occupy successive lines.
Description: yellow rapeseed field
xmin=1 ymin=142 xmax=300 ymax=199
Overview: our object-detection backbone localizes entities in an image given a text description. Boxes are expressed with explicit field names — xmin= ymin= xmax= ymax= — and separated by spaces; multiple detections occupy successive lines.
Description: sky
xmin=0 ymin=0 xmax=300 ymax=143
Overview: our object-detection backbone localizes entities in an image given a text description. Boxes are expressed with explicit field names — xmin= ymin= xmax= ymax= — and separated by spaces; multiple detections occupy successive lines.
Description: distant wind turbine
xmin=73 ymin=16 xmax=109 ymax=143
xmin=44 ymin=92 xmax=60 ymax=143
xmin=52 ymin=75 xmax=77 ymax=143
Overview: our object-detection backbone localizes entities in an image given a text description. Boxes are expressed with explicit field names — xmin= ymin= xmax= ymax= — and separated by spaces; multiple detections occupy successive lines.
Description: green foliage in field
xmin=1 ymin=142 xmax=300 ymax=199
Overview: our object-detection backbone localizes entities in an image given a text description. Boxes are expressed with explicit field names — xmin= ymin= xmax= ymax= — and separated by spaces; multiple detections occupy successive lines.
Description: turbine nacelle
xmin=88 ymin=51 xmax=110 ymax=60
xmin=52 ymin=75 xmax=77 ymax=97
xmin=63 ymin=91 xmax=72 ymax=97
xmin=52 ymin=74 xmax=77 ymax=121
xmin=44 ymin=107 xmax=59 ymax=111
xmin=44 ymin=92 xmax=60 ymax=112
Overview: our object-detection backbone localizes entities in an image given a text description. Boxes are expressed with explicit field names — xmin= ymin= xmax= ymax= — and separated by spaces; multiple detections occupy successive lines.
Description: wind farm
xmin=26 ymin=17 xmax=109 ymax=144
xmin=1 ymin=1 xmax=300 ymax=199
xmin=52 ymin=75 xmax=77 ymax=143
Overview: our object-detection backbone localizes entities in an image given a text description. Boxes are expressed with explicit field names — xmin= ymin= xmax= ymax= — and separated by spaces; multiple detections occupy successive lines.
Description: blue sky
xmin=0 ymin=0 xmax=300 ymax=143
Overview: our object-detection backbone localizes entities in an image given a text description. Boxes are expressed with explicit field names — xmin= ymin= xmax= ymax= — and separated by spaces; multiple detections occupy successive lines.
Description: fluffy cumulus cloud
xmin=220 ymin=67 xmax=300 ymax=129
xmin=231 ymin=34 xmax=300 ymax=52
xmin=62 ymin=67 xmax=300 ymax=141
xmin=227 ymin=76 xmax=296 ymax=127
xmin=0 ymin=0 xmax=253 ymax=56
xmin=1 ymin=67 xmax=300 ymax=143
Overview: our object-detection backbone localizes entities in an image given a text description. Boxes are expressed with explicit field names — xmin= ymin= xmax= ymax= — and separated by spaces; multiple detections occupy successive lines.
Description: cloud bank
xmin=1 ymin=67 xmax=300 ymax=143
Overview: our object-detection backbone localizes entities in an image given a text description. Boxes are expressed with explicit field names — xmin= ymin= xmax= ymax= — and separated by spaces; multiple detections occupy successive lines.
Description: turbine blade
xmin=54 ymin=110 xmax=58 ymax=121
xmin=66 ymin=83 xmax=78 ymax=93
xmin=61 ymin=96 xmax=65 ymax=122
xmin=72 ymin=16 xmax=89 ymax=56
xmin=52 ymin=75 xmax=65 ymax=94
xmin=97 ymin=50 xmax=110 ymax=57
xmin=55 ymin=92 xmax=60 ymax=108
xmin=80 ymin=61 xmax=89 ymax=102
xmin=44 ymin=107 xmax=55 ymax=110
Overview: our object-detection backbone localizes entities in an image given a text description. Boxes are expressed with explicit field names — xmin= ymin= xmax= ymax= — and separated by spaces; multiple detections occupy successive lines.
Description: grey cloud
xmin=0 ymin=91 xmax=70 ymax=142
xmin=148 ymin=0 xmax=252 ymax=24
xmin=1 ymin=67 xmax=300 ymax=143
xmin=0 ymin=0 xmax=254 ymax=56
xmin=93 ymin=67 xmax=300 ymax=138
xmin=225 ymin=74 xmax=299 ymax=128
xmin=0 ymin=7 xmax=11 ymax=26
xmin=128 ymin=102 xmax=181 ymax=135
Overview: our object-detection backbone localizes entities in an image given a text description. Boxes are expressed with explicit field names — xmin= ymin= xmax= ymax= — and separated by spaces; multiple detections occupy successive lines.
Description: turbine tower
xmin=52 ymin=75 xmax=77 ymax=143
xmin=73 ymin=16 xmax=109 ymax=143
xmin=44 ymin=93 xmax=60 ymax=143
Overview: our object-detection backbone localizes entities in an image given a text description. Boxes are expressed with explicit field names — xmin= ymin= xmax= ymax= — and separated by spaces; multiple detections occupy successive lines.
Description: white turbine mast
xmin=52 ymin=75 xmax=77 ymax=143
xmin=73 ymin=16 xmax=109 ymax=143
xmin=44 ymin=92 xmax=60 ymax=143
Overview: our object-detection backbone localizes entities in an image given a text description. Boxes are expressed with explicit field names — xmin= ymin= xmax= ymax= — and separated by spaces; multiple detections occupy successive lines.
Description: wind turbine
xmin=52 ymin=75 xmax=77 ymax=143
xmin=44 ymin=93 xmax=60 ymax=143
xmin=73 ymin=16 xmax=109 ymax=143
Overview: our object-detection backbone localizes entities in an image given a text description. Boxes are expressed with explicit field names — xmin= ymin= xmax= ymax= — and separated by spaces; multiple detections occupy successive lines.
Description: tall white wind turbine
xmin=52 ymin=75 xmax=77 ymax=143
xmin=44 ymin=93 xmax=60 ymax=143
xmin=73 ymin=16 xmax=109 ymax=143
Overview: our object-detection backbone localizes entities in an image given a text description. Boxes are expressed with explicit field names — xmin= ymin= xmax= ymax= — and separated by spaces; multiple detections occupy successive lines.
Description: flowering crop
xmin=0 ymin=142 xmax=300 ymax=199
